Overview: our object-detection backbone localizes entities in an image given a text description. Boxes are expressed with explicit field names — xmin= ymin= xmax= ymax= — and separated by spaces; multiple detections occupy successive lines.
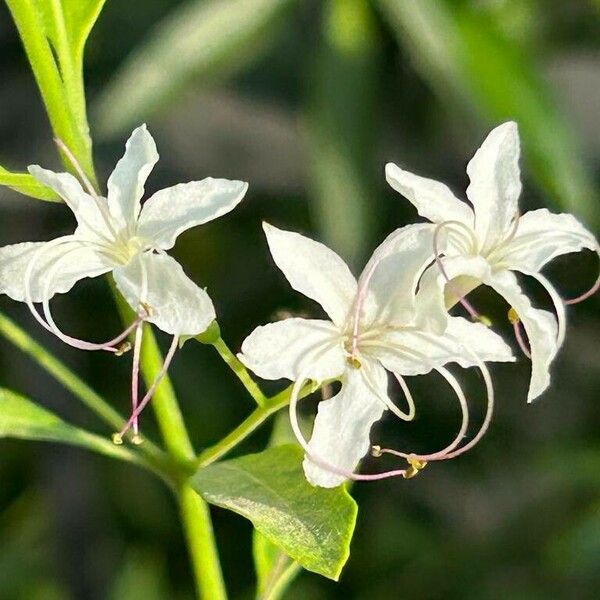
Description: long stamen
xmin=113 ymin=335 xmax=179 ymax=443
xmin=25 ymin=238 xmax=140 ymax=352
xmin=565 ymin=271 xmax=600 ymax=305
xmin=508 ymin=308 xmax=531 ymax=359
xmin=433 ymin=222 xmax=490 ymax=326
xmin=130 ymin=322 xmax=144 ymax=440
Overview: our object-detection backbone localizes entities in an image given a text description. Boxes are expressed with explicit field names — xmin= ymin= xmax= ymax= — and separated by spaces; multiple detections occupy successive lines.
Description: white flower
xmin=386 ymin=121 xmax=598 ymax=402
xmin=0 ymin=125 xmax=248 ymax=441
xmin=238 ymin=223 xmax=514 ymax=488
xmin=0 ymin=124 xmax=247 ymax=339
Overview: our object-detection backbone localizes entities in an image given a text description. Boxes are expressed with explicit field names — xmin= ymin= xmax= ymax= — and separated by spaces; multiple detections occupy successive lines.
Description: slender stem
xmin=179 ymin=484 xmax=227 ymax=600
xmin=196 ymin=382 xmax=316 ymax=469
xmin=211 ymin=337 xmax=267 ymax=407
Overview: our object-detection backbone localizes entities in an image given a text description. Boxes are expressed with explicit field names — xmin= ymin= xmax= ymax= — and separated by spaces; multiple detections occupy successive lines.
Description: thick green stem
xmin=196 ymin=382 xmax=315 ymax=469
xmin=211 ymin=337 xmax=267 ymax=407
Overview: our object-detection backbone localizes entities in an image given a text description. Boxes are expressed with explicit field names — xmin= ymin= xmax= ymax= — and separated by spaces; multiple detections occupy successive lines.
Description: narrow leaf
xmin=0 ymin=387 xmax=141 ymax=465
xmin=0 ymin=165 xmax=59 ymax=202
xmin=377 ymin=0 xmax=599 ymax=228
xmin=192 ymin=445 xmax=357 ymax=581
xmin=93 ymin=0 xmax=295 ymax=137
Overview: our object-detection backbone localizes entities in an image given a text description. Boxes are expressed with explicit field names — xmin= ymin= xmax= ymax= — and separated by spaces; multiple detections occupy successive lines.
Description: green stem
xmin=211 ymin=337 xmax=267 ymax=406
xmin=114 ymin=297 xmax=227 ymax=599
xmin=196 ymin=382 xmax=316 ymax=469
xmin=179 ymin=484 xmax=227 ymax=600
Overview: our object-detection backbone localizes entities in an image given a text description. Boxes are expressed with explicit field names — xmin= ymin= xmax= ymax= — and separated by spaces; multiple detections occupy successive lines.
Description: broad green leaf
xmin=377 ymin=0 xmax=599 ymax=228
xmin=306 ymin=0 xmax=381 ymax=267
xmin=93 ymin=0 xmax=295 ymax=137
xmin=0 ymin=387 xmax=141 ymax=465
xmin=0 ymin=165 xmax=59 ymax=202
xmin=192 ymin=445 xmax=357 ymax=581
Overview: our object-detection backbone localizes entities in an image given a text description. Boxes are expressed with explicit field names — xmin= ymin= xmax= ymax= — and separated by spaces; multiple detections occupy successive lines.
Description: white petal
xmin=262 ymin=224 xmax=357 ymax=327
xmin=414 ymin=255 xmax=490 ymax=334
xmin=113 ymin=252 xmax=215 ymax=336
xmin=466 ymin=122 xmax=521 ymax=251
xmin=373 ymin=316 xmax=514 ymax=377
xmin=238 ymin=318 xmax=345 ymax=383
xmin=386 ymin=162 xmax=474 ymax=226
xmin=487 ymin=270 xmax=559 ymax=402
xmin=137 ymin=178 xmax=248 ymax=250
xmin=304 ymin=361 xmax=388 ymax=488
xmin=358 ymin=223 xmax=435 ymax=327
xmin=494 ymin=208 xmax=598 ymax=272
xmin=107 ymin=124 xmax=159 ymax=231
xmin=0 ymin=238 xmax=113 ymax=302
xmin=28 ymin=166 xmax=113 ymax=240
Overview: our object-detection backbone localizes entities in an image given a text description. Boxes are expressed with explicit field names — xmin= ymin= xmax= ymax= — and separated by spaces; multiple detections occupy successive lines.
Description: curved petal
xmin=466 ymin=122 xmax=521 ymax=251
xmin=358 ymin=224 xmax=435 ymax=327
xmin=0 ymin=238 xmax=113 ymax=302
xmin=113 ymin=252 xmax=215 ymax=336
xmin=494 ymin=208 xmax=598 ymax=272
xmin=238 ymin=318 xmax=345 ymax=383
xmin=487 ymin=269 xmax=559 ymax=402
xmin=107 ymin=124 xmax=159 ymax=232
xmin=28 ymin=166 xmax=113 ymax=241
xmin=304 ymin=360 xmax=388 ymax=488
xmin=372 ymin=316 xmax=514 ymax=377
xmin=262 ymin=224 xmax=357 ymax=327
xmin=137 ymin=178 xmax=248 ymax=250
xmin=385 ymin=162 xmax=473 ymax=226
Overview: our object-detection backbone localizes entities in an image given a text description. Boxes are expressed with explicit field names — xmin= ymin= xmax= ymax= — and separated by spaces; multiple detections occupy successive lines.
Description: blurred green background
xmin=0 ymin=0 xmax=599 ymax=598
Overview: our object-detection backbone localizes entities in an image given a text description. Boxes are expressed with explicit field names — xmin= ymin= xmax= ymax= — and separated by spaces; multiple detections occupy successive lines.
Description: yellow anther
xmin=115 ymin=341 xmax=131 ymax=356
xmin=476 ymin=314 xmax=493 ymax=328
xmin=507 ymin=307 xmax=520 ymax=325
xmin=131 ymin=434 xmax=144 ymax=446
xmin=112 ymin=433 xmax=123 ymax=446
xmin=346 ymin=356 xmax=362 ymax=369
xmin=403 ymin=456 xmax=428 ymax=479
xmin=371 ymin=445 xmax=382 ymax=457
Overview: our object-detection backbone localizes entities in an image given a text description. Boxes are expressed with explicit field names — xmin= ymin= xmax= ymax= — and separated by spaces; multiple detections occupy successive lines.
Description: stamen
xmin=433 ymin=222 xmax=491 ymax=326
xmin=508 ymin=308 xmax=531 ymax=359
xmin=24 ymin=238 xmax=142 ymax=353
xmin=131 ymin=322 xmax=144 ymax=436
xmin=565 ymin=272 xmax=600 ymax=306
xmin=114 ymin=335 xmax=179 ymax=441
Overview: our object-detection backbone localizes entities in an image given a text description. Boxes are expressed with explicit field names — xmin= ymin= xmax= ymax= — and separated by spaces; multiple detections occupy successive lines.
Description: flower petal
xmin=386 ymin=162 xmax=473 ymax=225
xmin=358 ymin=223 xmax=435 ymax=327
xmin=466 ymin=122 xmax=521 ymax=251
xmin=137 ymin=178 xmax=248 ymax=250
xmin=28 ymin=166 xmax=113 ymax=240
xmin=487 ymin=269 xmax=559 ymax=402
xmin=0 ymin=238 xmax=113 ymax=302
xmin=373 ymin=316 xmax=514 ymax=376
xmin=113 ymin=252 xmax=215 ymax=336
xmin=494 ymin=208 xmax=598 ymax=272
xmin=107 ymin=124 xmax=159 ymax=232
xmin=238 ymin=318 xmax=345 ymax=383
xmin=304 ymin=361 xmax=388 ymax=488
xmin=262 ymin=224 xmax=357 ymax=327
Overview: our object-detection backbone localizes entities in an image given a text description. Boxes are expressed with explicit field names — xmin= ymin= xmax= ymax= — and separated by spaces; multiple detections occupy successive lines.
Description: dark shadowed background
xmin=0 ymin=1 xmax=599 ymax=598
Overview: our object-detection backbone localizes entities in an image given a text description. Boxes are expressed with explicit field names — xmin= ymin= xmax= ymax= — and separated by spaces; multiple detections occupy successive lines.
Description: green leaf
xmin=5 ymin=0 xmax=103 ymax=184
xmin=377 ymin=0 xmax=599 ymax=228
xmin=0 ymin=165 xmax=59 ymax=202
xmin=93 ymin=0 xmax=295 ymax=137
xmin=0 ymin=387 xmax=141 ymax=465
xmin=192 ymin=445 xmax=357 ymax=581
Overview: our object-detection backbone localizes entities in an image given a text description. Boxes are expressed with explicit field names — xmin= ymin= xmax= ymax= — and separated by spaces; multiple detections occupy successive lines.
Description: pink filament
xmin=116 ymin=335 xmax=179 ymax=440
xmin=565 ymin=272 xmax=600 ymax=305
xmin=513 ymin=319 xmax=531 ymax=359
xmin=131 ymin=322 xmax=144 ymax=436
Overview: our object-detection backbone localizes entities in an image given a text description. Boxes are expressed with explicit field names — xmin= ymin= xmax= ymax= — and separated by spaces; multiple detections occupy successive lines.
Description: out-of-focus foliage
xmin=1 ymin=0 xmax=599 ymax=598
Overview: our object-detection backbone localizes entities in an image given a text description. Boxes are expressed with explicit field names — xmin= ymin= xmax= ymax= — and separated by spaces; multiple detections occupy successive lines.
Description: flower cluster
xmin=0 ymin=123 xmax=597 ymax=486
